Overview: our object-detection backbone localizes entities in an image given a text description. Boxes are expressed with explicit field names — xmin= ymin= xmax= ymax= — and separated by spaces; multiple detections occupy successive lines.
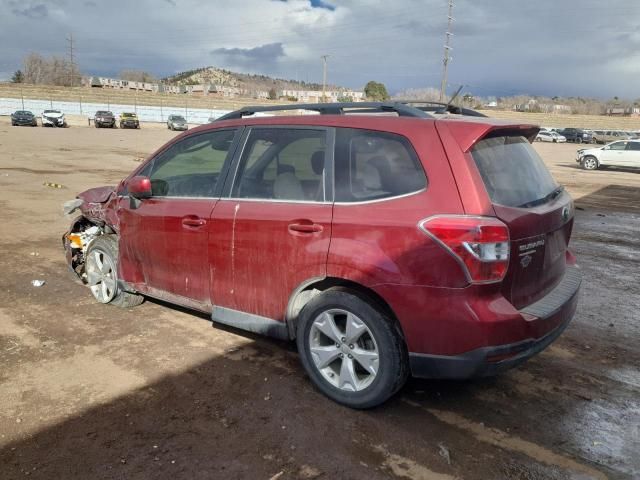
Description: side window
xmin=627 ymin=142 xmax=640 ymax=151
xmin=232 ymin=128 xmax=327 ymax=201
xmin=148 ymin=129 xmax=237 ymax=197
xmin=609 ymin=141 xmax=627 ymax=151
xmin=334 ymin=128 xmax=426 ymax=202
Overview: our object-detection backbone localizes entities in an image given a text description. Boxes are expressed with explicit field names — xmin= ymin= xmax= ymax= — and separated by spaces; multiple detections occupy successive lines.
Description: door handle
xmin=182 ymin=216 xmax=206 ymax=227
xmin=288 ymin=222 xmax=323 ymax=234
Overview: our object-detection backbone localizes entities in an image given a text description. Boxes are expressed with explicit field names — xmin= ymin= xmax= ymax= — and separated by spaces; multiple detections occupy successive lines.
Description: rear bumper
xmin=409 ymin=265 xmax=581 ymax=379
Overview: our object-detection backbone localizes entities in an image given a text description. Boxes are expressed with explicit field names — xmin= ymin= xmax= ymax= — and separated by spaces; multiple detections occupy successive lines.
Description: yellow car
xmin=119 ymin=112 xmax=140 ymax=129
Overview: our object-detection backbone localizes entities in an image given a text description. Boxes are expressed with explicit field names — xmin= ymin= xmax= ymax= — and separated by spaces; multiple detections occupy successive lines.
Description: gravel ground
xmin=0 ymin=120 xmax=638 ymax=480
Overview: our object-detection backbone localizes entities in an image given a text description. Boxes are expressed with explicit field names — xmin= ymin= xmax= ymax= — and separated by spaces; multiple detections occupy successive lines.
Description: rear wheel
xmin=296 ymin=289 xmax=408 ymax=408
xmin=85 ymin=236 xmax=144 ymax=308
xmin=582 ymin=156 xmax=599 ymax=170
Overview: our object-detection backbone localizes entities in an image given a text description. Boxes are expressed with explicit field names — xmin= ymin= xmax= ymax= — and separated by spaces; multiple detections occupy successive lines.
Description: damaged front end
xmin=62 ymin=186 xmax=118 ymax=284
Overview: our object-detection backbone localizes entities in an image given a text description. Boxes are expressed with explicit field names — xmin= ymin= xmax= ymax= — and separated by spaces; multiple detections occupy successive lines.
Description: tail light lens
xmin=419 ymin=215 xmax=510 ymax=284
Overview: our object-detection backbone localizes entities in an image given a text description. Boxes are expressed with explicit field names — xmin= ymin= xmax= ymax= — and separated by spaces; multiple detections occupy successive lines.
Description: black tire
xmin=296 ymin=289 xmax=408 ymax=409
xmin=85 ymin=235 xmax=144 ymax=308
xmin=582 ymin=155 xmax=599 ymax=170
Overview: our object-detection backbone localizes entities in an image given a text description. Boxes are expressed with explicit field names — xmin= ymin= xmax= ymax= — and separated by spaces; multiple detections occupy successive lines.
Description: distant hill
xmin=163 ymin=66 xmax=344 ymax=92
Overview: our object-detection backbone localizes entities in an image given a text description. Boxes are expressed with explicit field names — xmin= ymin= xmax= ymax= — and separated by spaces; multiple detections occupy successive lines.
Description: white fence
xmin=0 ymin=97 xmax=232 ymax=124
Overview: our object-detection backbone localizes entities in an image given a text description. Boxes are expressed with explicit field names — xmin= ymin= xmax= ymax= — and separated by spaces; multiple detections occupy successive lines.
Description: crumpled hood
xmin=72 ymin=185 xmax=118 ymax=226
xmin=78 ymin=185 xmax=115 ymax=204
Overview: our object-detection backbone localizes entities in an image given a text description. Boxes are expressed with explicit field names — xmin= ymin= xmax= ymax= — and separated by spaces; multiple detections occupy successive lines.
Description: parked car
xmin=535 ymin=131 xmax=567 ymax=143
xmin=41 ymin=109 xmax=67 ymax=128
xmin=167 ymin=114 xmax=188 ymax=131
xmin=576 ymin=139 xmax=640 ymax=170
xmin=63 ymin=102 xmax=580 ymax=408
xmin=94 ymin=111 xmax=116 ymax=128
xmin=119 ymin=112 xmax=140 ymax=129
xmin=557 ymin=128 xmax=593 ymax=144
xmin=10 ymin=110 xmax=38 ymax=126
xmin=591 ymin=130 xmax=630 ymax=144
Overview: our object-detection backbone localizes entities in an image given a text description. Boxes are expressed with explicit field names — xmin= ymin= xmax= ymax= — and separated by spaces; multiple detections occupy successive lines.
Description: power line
xmin=439 ymin=0 xmax=454 ymax=101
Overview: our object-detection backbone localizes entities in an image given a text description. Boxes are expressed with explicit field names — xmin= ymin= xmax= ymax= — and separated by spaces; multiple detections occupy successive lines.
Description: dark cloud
xmin=11 ymin=2 xmax=48 ymax=19
xmin=0 ymin=0 xmax=637 ymax=98
xmin=211 ymin=43 xmax=286 ymax=71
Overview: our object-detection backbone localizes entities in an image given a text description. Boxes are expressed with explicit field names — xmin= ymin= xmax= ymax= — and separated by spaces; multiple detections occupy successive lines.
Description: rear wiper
xmin=518 ymin=186 xmax=564 ymax=208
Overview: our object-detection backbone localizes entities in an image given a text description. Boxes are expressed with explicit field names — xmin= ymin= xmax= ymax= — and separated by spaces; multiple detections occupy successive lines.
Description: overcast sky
xmin=1 ymin=0 xmax=638 ymax=99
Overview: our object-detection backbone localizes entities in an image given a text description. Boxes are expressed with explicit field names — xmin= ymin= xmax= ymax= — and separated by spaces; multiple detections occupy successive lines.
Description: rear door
xmin=468 ymin=133 xmax=573 ymax=308
xmin=625 ymin=141 xmax=640 ymax=167
xmin=209 ymin=126 xmax=333 ymax=323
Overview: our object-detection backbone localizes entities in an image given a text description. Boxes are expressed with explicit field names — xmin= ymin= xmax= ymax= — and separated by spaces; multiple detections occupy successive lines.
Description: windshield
xmin=471 ymin=134 xmax=559 ymax=208
xmin=96 ymin=111 xmax=111 ymax=115
xmin=44 ymin=110 xmax=60 ymax=114
xmin=122 ymin=113 xmax=136 ymax=118
xmin=173 ymin=116 xmax=186 ymax=121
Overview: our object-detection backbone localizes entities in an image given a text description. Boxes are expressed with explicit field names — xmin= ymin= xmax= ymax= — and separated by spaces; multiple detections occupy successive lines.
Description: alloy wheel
xmin=583 ymin=157 xmax=598 ymax=170
xmin=86 ymin=248 xmax=118 ymax=303
xmin=308 ymin=309 xmax=379 ymax=392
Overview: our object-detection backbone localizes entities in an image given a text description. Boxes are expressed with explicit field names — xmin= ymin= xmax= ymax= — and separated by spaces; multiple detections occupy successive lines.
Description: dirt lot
xmin=0 ymin=120 xmax=638 ymax=480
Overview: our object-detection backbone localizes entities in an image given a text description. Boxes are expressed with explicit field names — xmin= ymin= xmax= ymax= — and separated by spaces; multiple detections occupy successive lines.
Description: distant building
xmin=279 ymin=89 xmax=364 ymax=103
xmin=81 ymin=75 xmax=363 ymax=103
xmin=606 ymin=106 xmax=640 ymax=116
xmin=513 ymin=99 xmax=571 ymax=114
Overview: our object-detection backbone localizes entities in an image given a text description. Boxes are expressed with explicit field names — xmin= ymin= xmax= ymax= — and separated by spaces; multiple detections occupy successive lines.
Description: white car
xmin=41 ymin=109 xmax=67 ymax=127
xmin=576 ymin=139 xmax=640 ymax=170
xmin=535 ymin=131 xmax=566 ymax=143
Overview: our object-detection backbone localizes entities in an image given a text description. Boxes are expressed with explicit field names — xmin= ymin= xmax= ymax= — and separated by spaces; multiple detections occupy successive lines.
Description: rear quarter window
xmin=471 ymin=134 xmax=559 ymax=208
xmin=334 ymin=128 xmax=426 ymax=202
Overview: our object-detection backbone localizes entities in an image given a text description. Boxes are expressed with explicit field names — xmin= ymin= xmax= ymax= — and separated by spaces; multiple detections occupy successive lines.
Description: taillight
xmin=418 ymin=215 xmax=510 ymax=284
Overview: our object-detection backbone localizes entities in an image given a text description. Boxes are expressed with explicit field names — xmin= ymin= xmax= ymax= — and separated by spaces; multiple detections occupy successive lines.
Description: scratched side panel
xmin=209 ymin=199 xmax=332 ymax=321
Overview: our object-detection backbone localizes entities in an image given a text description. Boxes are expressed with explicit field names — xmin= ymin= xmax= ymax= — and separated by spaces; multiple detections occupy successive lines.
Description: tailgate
xmin=469 ymin=133 xmax=574 ymax=309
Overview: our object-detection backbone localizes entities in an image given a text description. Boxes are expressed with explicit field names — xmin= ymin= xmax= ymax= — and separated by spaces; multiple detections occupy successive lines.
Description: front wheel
xmin=582 ymin=156 xmax=599 ymax=170
xmin=85 ymin=235 xmax=144 ymax=308
xmin=296 ymin=289 xmax=408 ymax=408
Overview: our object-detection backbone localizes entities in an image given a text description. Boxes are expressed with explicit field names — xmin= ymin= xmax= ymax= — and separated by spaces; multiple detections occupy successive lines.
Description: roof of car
xmin=187 ymin=113 xmax=539 ymax=153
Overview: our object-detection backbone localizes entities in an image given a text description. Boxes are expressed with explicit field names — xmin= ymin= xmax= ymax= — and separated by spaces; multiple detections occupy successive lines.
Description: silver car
xmin=167 ymin=115 xmax=188 ymax=131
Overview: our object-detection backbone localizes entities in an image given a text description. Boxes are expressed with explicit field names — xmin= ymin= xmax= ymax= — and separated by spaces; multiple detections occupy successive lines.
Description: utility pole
xmin=66 ymin=33 xmax=76 ymax=88
xmin=321 ymin=55 xmax=329 ymax=102
xmin=439 ymin=0 xmax=454 ymax=101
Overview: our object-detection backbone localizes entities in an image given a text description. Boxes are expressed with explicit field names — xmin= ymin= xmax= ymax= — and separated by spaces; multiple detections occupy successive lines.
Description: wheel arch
xmin=285 ymin=276 xmax=406 ymax=342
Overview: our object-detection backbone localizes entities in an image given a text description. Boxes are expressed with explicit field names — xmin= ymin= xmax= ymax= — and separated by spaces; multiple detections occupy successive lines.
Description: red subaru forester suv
xmin=63 ymin=102 xmax=581 ymax=408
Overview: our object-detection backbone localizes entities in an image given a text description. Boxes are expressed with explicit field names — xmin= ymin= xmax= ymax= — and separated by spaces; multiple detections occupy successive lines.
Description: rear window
xmin=471 ymin=135 xmax=559 ymax=208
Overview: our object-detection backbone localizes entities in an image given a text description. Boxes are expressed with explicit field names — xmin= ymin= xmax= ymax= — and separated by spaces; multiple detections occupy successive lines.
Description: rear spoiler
xmin=438 ymin=121 xmax=540 ymax=152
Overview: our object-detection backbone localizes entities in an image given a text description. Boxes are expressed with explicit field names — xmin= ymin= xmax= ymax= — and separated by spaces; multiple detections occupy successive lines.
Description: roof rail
xmin=393 ymin=100 xmax=488 ymax=118
xmin=215 ymin=101 xmax=434 ymax=121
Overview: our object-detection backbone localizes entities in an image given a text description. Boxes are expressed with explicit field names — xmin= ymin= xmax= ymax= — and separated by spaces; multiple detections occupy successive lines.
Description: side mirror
xmin=603 ymin=146 xmax=610 ymax=150
xmin=128 ymin=175 xmax=152 ymax=199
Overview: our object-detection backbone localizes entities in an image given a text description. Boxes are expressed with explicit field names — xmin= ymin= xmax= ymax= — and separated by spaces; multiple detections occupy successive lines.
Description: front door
xmin=599 ymin=141 xmax=629 ymax=167
xmin=118 ymin=128 xmax=239 ymax=308
xmin=210 ymin=126 xmax=333 ymax=323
